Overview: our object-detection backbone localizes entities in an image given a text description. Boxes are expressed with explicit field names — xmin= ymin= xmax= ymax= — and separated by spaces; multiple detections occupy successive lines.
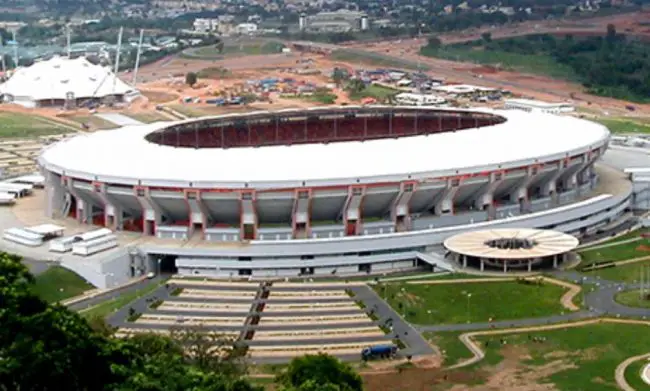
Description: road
xmin=66 ymin=275 xmax=166 ymax=312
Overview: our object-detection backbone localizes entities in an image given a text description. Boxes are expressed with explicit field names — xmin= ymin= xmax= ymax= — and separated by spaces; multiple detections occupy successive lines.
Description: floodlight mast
xmin=132 ymin=29 xmax=145 ymax=87
xmin=11 ymin=30 xmax=18 ymax=69
xmin=113 ymin=26 xmax=124 ymax=93
xmin=66 ymin=24 xmax=71 ymax=58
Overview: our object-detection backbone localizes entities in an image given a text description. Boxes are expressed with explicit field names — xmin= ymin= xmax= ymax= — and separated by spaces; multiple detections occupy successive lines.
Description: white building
xmin=504 ymin=99 xmax=575 ymax=114
xmin=0 ymin=56 xmax=138 ymax=108
xmin=234 ymin=23 xmax=258 ymax=35
xmin=395 ymin=93 xmax=446 ymax=106
xmin=193 ymin=18 xmax=219 ymax=32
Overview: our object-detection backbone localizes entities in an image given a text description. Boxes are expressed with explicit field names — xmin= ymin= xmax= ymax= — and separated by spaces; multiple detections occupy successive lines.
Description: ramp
xmin=94 ymin=113 xmax=144 ymax=126
xmin=416 ymin=252 xmax=456 ymax=272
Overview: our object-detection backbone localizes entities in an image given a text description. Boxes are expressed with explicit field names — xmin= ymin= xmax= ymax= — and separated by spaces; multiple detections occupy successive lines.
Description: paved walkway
xmin=94 ymin=113 xmax=144 ymax=127
xmin=615 ymin=352 xmax=650 ymax=391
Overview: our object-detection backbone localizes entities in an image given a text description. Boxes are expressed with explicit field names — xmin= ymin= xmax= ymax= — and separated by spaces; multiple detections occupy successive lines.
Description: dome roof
xmin=0 ymin=56 xmax=136 ymax=101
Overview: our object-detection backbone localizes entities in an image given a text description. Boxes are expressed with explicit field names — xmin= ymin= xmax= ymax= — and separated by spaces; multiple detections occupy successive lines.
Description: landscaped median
xmin=263 ymin=302 xmax=359 ymax=313
xmin=248 ymin=341 xmax=389 ymax=358
xmin=134 ymin=314 xmax=247 ymax=326
xmin=258 ymin=313 xmax=372 ymax=326
xmin=180 ymin=288 xmax=257 ymax=299
xmin=373 ymin=277 xmax=576 ymax=325
xmin=157 ymin=301 xmax=252 ymax=312
xmin=79 ymin=279 xmax=165 ymax=319
xmin=253 ymin=326 xmax=385 ymax=341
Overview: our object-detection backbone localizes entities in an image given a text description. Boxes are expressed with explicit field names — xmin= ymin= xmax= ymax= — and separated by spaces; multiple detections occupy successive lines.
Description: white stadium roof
xmin=0 ymin=56 xmax=135 ymax=101
xmin=38 ymin=107 xmax=610 ymax=189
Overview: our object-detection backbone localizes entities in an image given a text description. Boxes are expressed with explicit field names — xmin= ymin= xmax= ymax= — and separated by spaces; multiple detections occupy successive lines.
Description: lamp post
xmin=466 ymin=293 xmax=472 ymax=324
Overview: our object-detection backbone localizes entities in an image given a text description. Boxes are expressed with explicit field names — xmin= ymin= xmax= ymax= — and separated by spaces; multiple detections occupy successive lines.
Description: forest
xmin=423 ymin=25 xmax=650 ymax=102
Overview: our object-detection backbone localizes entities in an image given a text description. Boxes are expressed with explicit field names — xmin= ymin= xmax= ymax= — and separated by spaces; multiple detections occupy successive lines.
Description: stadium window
xmin=298 ymin=191 xmax=309 ymax=199
xmin=242 ymin=193 xmax=253 ymax=200
xmin=352 ymin=188 xmax=363 ymax=196
xmin=451 ymin=178 xmax=460 ymax=187
xmin=136 ymin=189 xmax=145 ymax=197
xmin=404 ymin=184 xmax=414 ymax=192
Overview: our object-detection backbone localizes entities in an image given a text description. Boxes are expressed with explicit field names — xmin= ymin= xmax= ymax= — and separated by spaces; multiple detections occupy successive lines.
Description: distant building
xmin=234 ymin=23 xmax=258 ymax=35
xmin=504 ymin=99 xmax=575 ymax=114
xmin=395 ymin=92 xmax=447 ymax=106
xmin=302 ymin=9 xmax=369 ymax=33
xmin=193 ymin=18 xmax=219 ymax=32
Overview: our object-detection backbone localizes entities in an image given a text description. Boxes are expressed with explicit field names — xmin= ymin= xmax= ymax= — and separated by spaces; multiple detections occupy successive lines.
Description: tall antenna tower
xmin=11 ymin=30 xmax=18 ymax=69
xmin=66 ymin=24 xmax=71 ymax=58
xmin=132 ymin=29 xmax=144 ymax=87
xmin=0 ymin=39 xmax=6 ymax=74
xmin=113 ymin=26 xmax=124 ymax=93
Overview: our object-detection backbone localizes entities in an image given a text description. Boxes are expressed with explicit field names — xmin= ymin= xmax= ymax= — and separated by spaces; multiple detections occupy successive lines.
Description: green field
xmin=624 ymin=358 xmax=650 ymax=390
xmin=374 ymin=281 xmax=568 ymax=324
xmin=126 ymin=111 xmax=169 ymax=124
xmin=348 ymin=84 xmax=400 ymax=101
xmin=31 ymin=266 xmax=93 ymax=303
xmin=596 ymin=118 xmax=650 ymax=134
xmin=330 ymin=49 xmax=429 ymax=71
xmin=578 ymin=239 xmax=650 ymax=265
xmin=0 ymin=112 xmax=73 ymax=139
xmin=459 ymin=323 xmax=650 ymax=391
xmin=425 ymin=331 xmax=473 ymax=367
xmin=80 ymin=281 xmax=165 ymax=319
xmin=182 ymin=41 xmax=285 ymax=59
xmin=584 ymin=261 xmax=650 ymax=283
xmin=420 ymin=46 xmax=578 ymax=80
xmin=67 ymin=115 xmax=118 ymax=130
xmin=615 ymin=289 xmax=650 ymax=308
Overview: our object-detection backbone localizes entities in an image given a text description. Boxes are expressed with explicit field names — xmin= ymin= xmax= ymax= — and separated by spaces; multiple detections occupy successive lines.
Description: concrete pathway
xmin=615 ymin=352 xmax=650 ymax=391
xmin=94 ymin=113 xmax=144 ymax=127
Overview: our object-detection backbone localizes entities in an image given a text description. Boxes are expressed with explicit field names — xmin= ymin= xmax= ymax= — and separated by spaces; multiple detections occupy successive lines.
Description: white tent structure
xmin=0 ymin=56 xmax=139 ymax=108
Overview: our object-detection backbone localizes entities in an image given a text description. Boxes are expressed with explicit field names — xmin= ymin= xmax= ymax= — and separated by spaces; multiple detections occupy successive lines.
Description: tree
xmin=216 ymin=39 xmax=225 ymax=54
xmin=331 ymin=67 xmax=349 ymax=87
xmin=276 ymin=354 xmax=363 ymax=391
xmin=0 ymin=252 xmax=262 ymax=391
xmin=185 ymin=71 xmax=198 ymax=87
xmin=606 ymin=23 xmax=617 ymax=44
xmin=481 ymin=32 xmax=492 ymax=43
xmin=426 ymin=36 xmax=442 ymax=50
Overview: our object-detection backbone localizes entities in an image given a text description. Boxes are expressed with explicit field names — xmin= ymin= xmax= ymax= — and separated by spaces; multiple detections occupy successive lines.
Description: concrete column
xmin=292 ymin=189 xmax=311 ymax=239
xmin=66 ymin=179 xmax=93 ymax=224
xmin=472 ymin=171 xmax=503 ymax=220
xmin=434 ymin=178 xmax=460 ymax=215
xmin=95 ymin=182 xmax=124 ymax=230
xmin=342 ymin=186 xmax=365 ymax=236
xmin=480 ymin=259 xmax=485 ymax=272
xmin=462 ymin=254 xmax=467 ymax=268
xmin=503 ymin=261 xmax=507 ymax=274
xmin=391 ymin=181 xmax=416 ymax=232
xmin=44 ymin=171 xmax=66 ymax=219
xmin=186 ymin=190 xmax=208 ymax=239
xmin=509 ymin=165 xmax=540 ymax=213
xmin=527 ymin=259 xmax=532 ymax=272
xmin=240 ymin=190 xmax=257 ymax=240
xmin=134 ymin=186 xmax=163 ymax=236
xmin=541 ymin=161 xmax=564 ymax=205
xmin=553 ymin=255 xmax=558 ymax=269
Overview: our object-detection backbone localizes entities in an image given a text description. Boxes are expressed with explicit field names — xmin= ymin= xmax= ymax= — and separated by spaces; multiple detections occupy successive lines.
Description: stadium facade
xmin=39 ymin=106 xmax=628 ymax=278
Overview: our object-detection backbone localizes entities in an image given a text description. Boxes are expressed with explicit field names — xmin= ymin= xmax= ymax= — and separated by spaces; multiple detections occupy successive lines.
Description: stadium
xmin=37 ymin=105 xmax=625 ymax=278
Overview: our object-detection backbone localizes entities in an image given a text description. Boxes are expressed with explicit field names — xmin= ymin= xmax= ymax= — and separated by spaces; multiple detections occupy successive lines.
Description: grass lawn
xmin=169 ymin=104 xmax=250 ymax=118
xmin=614 ymin=289 xmax=650 ymax=308
xmin=0 ymin=112 xmax=73 ymax=138
xmin=348 ymin=84 xmax=400 ymax=101
xmin=330 ymin=49 xmax=428 ymax=71
xmin=453 ymin=323 xmax=650 ymax=391
xmin=420 ymin=46 xmax=577 ymax=81
xmin=583 ymin=228 xmax=650 ymax=248
xmin=596 ymin=118 xmax=650 ymax=134
xmin=578 ymin=239 xmax=650 ymax=265
xmin=183 ymin=41 xmax=285 ymax=59
xmin=624 ymin=358 xmax=650 ymax=390
xmin=80 ymin=281 xmax=165 ymax=319
xmin=374 ymin=281 xmax=568 ymax=324
xmin=126 ymin=111 xmax=169 ymax=123
xmin=425 ymin=331 xmax=473 ymax=367
xmin=31 ymin=266 xmax=94 ymax=303
xmin=584 ymin=260 xmax=650 ymax=283
xmin=67 ymin=115 xmax=118 ymax=130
